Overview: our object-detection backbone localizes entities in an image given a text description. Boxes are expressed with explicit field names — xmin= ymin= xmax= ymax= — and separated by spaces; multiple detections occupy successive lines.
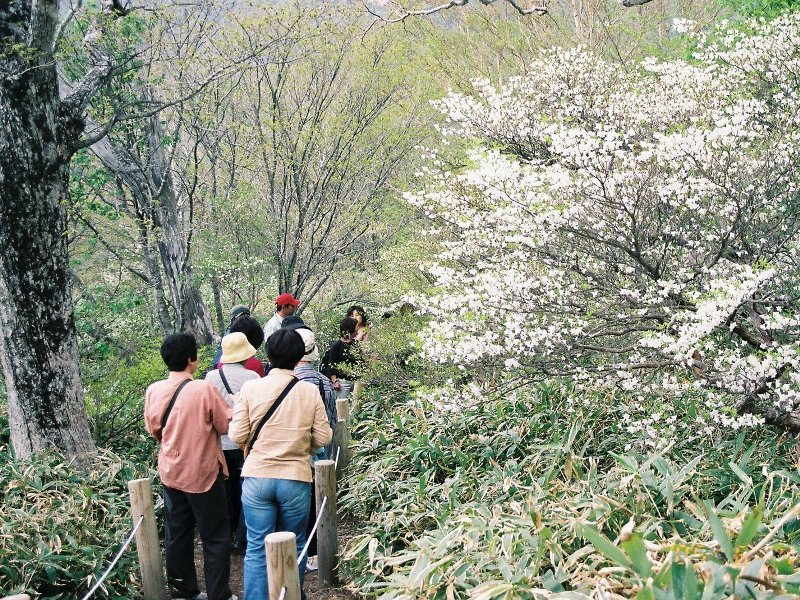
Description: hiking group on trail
xmin=143 ymin=295 xmax=369 ymax=600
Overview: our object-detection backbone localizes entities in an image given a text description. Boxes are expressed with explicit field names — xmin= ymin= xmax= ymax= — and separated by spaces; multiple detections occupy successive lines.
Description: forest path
xmin=192 ymin=519 xmax=362 ymax=599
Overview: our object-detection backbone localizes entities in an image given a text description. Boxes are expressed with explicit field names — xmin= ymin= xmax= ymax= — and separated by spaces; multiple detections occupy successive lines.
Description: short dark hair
xmin=230 ymin=315 xmax=265 ymax=350
xmin=160 ymin=333 xmax=197 ymax=371
xmin=340 ymin=317 xmax=357 ymax=337
xmin=266 ymin=329 xmax=305 ymax=370
xmin=347 ymin=305 xmax=369 ymax=326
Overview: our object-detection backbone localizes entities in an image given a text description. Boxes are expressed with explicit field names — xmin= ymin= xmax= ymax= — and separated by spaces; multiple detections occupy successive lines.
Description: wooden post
xmin=266 ymin=531 xmax=301 ymax=600
xmin=335 ymin=398 xmax=350 ymax=476
xmin=336 ymin=397 xmax=350 ymax=425
xmin=128 ymin=478 xmax=167 ymax=600
xmin=314 ymin=460 xmax=338 ymax=588
xmin=352 ymin=381 xmax=365 ymax=412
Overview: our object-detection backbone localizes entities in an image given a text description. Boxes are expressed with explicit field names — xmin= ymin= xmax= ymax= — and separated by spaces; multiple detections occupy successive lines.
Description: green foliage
xmin=357 ymin=308 xmax=432 ymax=389
xmin=0 ymin=447 xmax=151 ymax=599
xmin=83 ymin=340 xmax=164 ymax=461
xmin=723 ymin=0 xmax=800 ymax=17
xmin=341 ymin=382 xmax=800 ymax=598
xmin=74 ymin=285 xmax=154 ymax=363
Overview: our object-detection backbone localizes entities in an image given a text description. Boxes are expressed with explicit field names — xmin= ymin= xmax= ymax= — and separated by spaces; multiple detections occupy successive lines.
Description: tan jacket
xmin=229 ymin=368 xmax=332 ymax=482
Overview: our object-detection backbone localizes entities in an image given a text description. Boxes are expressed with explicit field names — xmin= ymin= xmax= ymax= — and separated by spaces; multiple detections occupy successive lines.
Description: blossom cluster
xmin=407 ymin=14 xmax=800 ymax=431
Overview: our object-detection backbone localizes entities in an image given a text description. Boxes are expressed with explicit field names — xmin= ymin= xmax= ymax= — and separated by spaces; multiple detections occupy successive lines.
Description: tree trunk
xmin=211 ymin=274 xmax=225 ymax=336
xmin=89 ymin=110 xmax=214 ymax=344
xmin=138 ymin=219 xmax=173 ymax=334
xmin=143 ymin=98 xmax=212 ymax=344
xmin=0 ymin=0 xmax=96 ymax=463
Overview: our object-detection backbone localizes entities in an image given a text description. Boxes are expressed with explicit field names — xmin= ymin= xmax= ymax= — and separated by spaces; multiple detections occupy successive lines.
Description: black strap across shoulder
xmin=219 ymin=366 xmax=233 ymax=395
xmin=247 ymin=377 xmax=299 ymax=454
xmin=161 ymin=378 xmax=192 ymax=431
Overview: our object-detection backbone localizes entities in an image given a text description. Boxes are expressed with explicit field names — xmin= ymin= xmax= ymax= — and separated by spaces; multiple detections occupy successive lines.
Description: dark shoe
xmin=231 ymin=543 xmax=246 ymax=556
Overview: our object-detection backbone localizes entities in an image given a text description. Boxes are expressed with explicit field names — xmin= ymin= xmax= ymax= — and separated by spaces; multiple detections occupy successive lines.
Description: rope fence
xmin=298 ymin=496 xmax=327 ymax=566
xmin=78 ymin=514 xmax=145 ymax=600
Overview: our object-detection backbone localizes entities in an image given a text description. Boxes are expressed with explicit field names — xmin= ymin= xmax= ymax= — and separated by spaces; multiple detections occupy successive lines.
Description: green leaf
xmin=578 ymin=525 xmax=632 ymax=569
xmin=728 ymin=461 xmax=753 ymax=486
xmin=685 ymin=559 xmax=701 ymax=600
xmin=701 ymin=563 xmax=728 ymax=599
xmin=636 ymin=586 xmax=656 ymax=600
xmin=542 ymin=569 xmax=566 ymax=592
xmin=672 ymin=560 xmax=686 ymax=600
xmin=621 ymin=532 xmax=653 ymax=578
xmin=653 ymin=558 xmax=672 ymax=589
xmin=703 ymin=500 xmax=734 ymax=561
xmin=772 ymin=557 xmax=794 ymax=575
xmin=735 ymin=505 xmax=763 ymax=550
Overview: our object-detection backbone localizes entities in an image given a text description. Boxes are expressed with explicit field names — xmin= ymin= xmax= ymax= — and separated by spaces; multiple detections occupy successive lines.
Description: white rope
xmin=334 ymin=446 xmax=341 ymax=470
xmin=278 ymin=586 xmax=287 ymax=600
xmin=79 ymin=514 xmax=144 ymax=600
xmin=297 ymin=495 xmax=328 ymax=565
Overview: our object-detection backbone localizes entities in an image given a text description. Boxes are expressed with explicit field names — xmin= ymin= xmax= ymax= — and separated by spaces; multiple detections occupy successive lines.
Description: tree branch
xmin=367 ymin=0 xmax=548 ymax=23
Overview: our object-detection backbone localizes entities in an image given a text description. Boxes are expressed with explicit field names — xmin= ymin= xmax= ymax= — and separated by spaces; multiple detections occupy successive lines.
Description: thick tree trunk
xmin=0 ymin=0 xmax=96 ymax=462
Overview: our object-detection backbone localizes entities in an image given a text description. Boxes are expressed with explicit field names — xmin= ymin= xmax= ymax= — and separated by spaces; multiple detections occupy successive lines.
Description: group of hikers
xmin=143 ymin=293 xmax=369 ymax=600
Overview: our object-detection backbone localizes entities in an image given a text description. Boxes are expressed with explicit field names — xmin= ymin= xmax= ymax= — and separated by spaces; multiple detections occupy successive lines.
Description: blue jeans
xmin=241 ymin=477 xmax=311 ymax=600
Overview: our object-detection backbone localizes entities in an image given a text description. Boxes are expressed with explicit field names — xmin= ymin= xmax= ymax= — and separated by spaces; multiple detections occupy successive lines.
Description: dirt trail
xmin=192 ymin=520 xmax=362 ymax=599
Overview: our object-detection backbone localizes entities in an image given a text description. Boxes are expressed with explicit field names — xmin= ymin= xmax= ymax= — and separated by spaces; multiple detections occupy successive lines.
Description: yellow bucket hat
xmin=220 ymin=332 xmax=257 ymax=364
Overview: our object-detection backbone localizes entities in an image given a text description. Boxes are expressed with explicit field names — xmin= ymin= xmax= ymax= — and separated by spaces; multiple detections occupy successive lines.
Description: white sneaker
xmin=305 ymin=555 xmax=318 ymax=572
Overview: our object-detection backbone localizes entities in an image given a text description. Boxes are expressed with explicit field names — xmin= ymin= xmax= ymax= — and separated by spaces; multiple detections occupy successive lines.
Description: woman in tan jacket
xmin=229 ymin=329 xmax=332 ymax=600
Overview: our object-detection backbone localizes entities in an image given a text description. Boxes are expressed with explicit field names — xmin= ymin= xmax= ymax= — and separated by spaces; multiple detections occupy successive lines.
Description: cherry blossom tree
xmin=408 ymin=14 xmax=800 ymax=439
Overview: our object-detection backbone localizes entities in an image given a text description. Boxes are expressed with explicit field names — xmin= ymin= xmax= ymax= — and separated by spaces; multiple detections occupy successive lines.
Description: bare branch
xmin=366 ymin=0 xmax=548 ymax=23
xmin=52 ymin=0 xmax=85 ymax=52
xmin=505 ymin=0 xmax=549 ymax=15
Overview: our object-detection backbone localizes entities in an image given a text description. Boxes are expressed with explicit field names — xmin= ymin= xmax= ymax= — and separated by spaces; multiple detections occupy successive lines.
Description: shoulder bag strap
xmin=161 ymin=378 xmax=192 ymax=431
xmin=218 ymin=366 xmax=234 ymax=395
xmin=246 ymin=377 xmax=299 ymax=454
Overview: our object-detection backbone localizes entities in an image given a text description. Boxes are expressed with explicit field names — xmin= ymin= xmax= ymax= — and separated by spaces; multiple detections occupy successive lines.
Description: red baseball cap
xmin=275 ymin=293 xmax=300 ymax=307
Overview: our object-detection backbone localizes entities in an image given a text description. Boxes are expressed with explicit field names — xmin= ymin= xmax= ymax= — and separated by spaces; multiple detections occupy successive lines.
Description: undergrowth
xmin=340 ymin=382 xmax=800 ymax=599
xmin=0 ymin=443 xmax=152 ymax=599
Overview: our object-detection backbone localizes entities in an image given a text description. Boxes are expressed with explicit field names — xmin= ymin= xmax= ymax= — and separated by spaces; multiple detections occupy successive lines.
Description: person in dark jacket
xmin=321 ymin=317 xmax=362 ymax=399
